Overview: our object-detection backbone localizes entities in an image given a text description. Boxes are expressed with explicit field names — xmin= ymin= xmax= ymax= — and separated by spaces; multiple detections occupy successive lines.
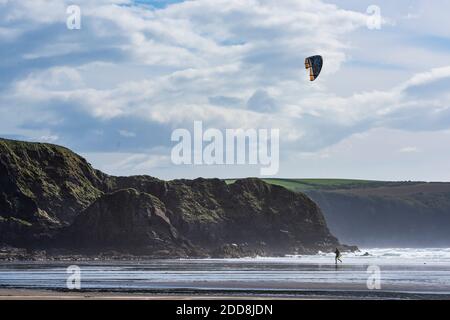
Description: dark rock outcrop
xmin=62 ymin=188 xmax=197 ymax=257
xmin=0 ymin=138 xmax=342 ymax=258
xmin=0 ymin=139 xmax=110 ymax=226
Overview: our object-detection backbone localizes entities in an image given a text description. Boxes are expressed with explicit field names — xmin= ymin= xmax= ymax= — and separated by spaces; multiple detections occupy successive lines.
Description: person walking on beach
xmin=335 ymin=248 xmax=342 ymax=264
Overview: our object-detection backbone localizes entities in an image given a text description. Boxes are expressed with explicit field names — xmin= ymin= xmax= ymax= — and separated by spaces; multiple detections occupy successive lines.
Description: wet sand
xmin=2 ymin=251 xmax=450 ymax=300
xmin=1 ymin=282 xmax=450 ymax=300
xmin=0 ymin=288 xmax=322 ymax=300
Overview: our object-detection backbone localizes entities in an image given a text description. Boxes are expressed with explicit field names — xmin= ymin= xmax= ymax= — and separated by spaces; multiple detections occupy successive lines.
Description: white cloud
xmin=39 ymin=134 xmax=59 ymax=143
xmin=4 ymin=1 xmax=450 ymax=141
xmin=84 ymin=151 xmax=171 ymax=176
xmin=401 ymin=66 xmax=450 ymax=90
xmin=399 ymin=146 xmax=420 ymax=153
xmin=118 ymin=130 xmax=136 ymax=137
xmin=2 ymin=0 xmax=450 ymax=179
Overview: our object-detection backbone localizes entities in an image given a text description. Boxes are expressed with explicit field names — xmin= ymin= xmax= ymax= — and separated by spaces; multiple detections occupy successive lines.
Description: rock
xmin=0 ymin=138 xmax=347 ymax=259
xmin=62 ymin=188 xmax=198 ymax=257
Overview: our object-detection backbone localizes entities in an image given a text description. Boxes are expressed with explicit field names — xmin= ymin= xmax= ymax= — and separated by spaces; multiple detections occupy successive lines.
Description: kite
xmin=305 ymin=55 xmax=323 ymax=81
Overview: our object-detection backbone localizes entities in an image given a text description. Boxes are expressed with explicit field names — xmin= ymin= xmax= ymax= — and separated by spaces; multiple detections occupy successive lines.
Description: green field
xmin=225 ymin=178 xmax=397 ymax=192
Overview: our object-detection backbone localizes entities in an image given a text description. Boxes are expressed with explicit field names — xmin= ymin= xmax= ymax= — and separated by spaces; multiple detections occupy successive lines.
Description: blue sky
xmin=133 ymin=0 xmax=183 ymax=8
xmin=2 ymin=0 xmax=450 ymax=181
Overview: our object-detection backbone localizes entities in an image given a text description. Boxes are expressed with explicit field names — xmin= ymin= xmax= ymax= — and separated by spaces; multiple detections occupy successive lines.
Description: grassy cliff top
xmin=0 ymin=137 xmax=73 ymax=151
xmin=226 ymin=178 xmax=425 ymax=192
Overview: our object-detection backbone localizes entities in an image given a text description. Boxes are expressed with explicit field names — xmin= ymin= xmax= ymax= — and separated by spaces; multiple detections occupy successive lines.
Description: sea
xmin=1 ymin=248 xmax=450 ymax=299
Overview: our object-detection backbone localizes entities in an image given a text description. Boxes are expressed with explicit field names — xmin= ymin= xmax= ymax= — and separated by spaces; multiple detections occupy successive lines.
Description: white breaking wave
xmin=199 ymin=248 xmax=450 ymax=266
xmin=2 ymin=249 xmax=450 ymax=294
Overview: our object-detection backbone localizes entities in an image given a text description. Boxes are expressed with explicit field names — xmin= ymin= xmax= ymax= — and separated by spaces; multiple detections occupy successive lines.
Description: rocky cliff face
xmin=305 ymin=183 xmax=450 ymax=247
xmin=0 ymin=138 xmax=342 ymax=258
xmin=0 ymin=139 xmax=109 ymax=224
xmin=0 ymin=139 xmax=111 ymax=248
xmin=63 ymin=188 xmax=196 ymax=257
xmin=257 ymin=179 xmax=450 ymax=248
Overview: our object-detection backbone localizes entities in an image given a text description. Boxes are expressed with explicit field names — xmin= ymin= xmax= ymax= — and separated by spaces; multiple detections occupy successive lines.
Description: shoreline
xmin=0 ymin=288 xmax=324 ymax=300
xmin=1 ymin=287 xmax=450 ymax=300
xmin=3 ymin=249 xmax=450 ymax=300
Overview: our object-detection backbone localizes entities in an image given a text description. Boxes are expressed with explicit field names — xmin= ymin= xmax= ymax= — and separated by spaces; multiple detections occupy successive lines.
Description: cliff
xmin=306 ymin=184 xmax=450 ymax=247
xmin=260 ymin=179 xmax=450 ymax=247
xmin=0 ymin=138 xmax=342 ymax=258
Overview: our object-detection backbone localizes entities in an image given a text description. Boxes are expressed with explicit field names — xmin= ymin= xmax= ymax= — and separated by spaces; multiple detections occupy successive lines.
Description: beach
xmin=1 ymin=248 xmax=450 ymax=300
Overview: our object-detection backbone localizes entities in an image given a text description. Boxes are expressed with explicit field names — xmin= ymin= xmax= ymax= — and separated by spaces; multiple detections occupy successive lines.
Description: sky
xmin=1 ymin=0 xmax=450 ymax=181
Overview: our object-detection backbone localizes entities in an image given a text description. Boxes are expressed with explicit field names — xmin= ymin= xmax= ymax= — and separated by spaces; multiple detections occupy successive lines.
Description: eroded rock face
xmin=63 ymin=189 xmax=197 ymax=257
xmin=158 ymin=178 xmax=339 ymax=255
xmin=63 ymin=178 xmax=340 ymax=256
xmin=0 ymin=139 xmax=109 ymax=227
xmin=0 ymin=138 xmax=342 ymax=258
xmin=68 ymin=189 xmax=173 ymax=246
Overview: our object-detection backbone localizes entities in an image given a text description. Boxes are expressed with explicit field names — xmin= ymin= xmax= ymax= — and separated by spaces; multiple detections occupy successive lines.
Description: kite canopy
xmin=305 ymin=55 xmax=323 ymax=81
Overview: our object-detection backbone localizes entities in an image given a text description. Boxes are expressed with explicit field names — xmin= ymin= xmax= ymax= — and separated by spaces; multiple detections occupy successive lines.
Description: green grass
xmin=225 ymin=178 xmax=388 ymax=192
